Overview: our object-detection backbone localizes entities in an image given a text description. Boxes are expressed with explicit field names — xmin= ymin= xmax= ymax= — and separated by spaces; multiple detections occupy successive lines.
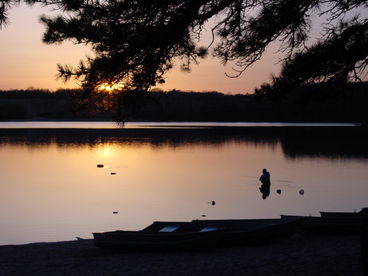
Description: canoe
xmin=93 ymin=218 xmax=301 ymax=250
xmin=190 ymin=217 xmax=302 ymax=246
xmin=320 ymin=208 xmax=368 ymax=219
xmin=281 ymin=215 xmax=368 ymax=235
xmin=93 ymin=221 xmax=221 ymax=251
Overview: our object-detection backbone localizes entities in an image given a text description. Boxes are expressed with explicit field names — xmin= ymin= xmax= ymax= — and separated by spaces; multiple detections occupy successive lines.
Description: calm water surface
xmin=0 ymin=122 xmax=367 ymax=245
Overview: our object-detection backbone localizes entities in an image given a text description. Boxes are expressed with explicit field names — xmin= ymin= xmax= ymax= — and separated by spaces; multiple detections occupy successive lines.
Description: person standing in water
xmin=259 ymin=168 xmax=271 ymax=199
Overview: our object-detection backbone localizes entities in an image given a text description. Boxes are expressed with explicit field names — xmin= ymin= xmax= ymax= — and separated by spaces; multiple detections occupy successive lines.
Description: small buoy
xmin=299 ymin=189 xmax=305 ymax=195
xmin=276 ymin=189 xmax=281 ymax=194
xmin=97 ymin=164 xmax=104 ymax=168
xmin=110 ymin=172 xmax=117 ymax=175
xmin=113 ymin=211 xmax=118 ymax=214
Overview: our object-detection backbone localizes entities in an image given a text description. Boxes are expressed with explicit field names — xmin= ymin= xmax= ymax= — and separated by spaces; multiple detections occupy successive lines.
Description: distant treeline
xmin=0 ymin=83 xmax=367 ymax=122
xmin=0 ymin=89 xmax=81 ymax=120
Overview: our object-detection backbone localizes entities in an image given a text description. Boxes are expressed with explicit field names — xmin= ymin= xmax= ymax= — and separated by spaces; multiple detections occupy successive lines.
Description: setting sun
xmin=96 ymin=82 xmax=124 ymax=92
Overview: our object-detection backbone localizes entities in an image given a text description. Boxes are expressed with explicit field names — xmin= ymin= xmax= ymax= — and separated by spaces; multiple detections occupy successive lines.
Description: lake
xmin=0 ymin=122 xmax=367 ymax=245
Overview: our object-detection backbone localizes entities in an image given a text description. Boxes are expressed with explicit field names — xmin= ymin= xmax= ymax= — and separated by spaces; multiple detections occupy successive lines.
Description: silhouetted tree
xmin=256 ymin=17 xmax=368 ymax=97
xmin=1 ymin=0 xmax=368 ymax=95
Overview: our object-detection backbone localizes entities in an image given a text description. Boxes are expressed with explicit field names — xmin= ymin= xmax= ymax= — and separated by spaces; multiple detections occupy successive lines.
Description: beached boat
xmin=320 ymin=208 xmax=368 ymax=219
xmin=281 ymin=214 xmax=368 ymax=235
xmin=93 ymin=221 xmax=221 ymax=251
xmin=191 ymin=217 xmax=302 ymax=246
xmin=93 ymin=217 xmax=301 ymax=250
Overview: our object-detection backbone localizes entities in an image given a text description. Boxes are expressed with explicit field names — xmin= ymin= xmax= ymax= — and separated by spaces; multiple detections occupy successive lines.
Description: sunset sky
xmin=0 ymin=4 xmax=283 ymax=94
xmin=2 ymin=3 xmax=363 ymax=94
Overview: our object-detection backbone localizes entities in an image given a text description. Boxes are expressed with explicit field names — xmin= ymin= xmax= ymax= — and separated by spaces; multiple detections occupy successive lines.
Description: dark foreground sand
xmin=0 ymin=231 xmax=364 ymax=276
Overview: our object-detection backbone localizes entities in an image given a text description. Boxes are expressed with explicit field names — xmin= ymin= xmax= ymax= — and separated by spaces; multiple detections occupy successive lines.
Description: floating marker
xmin=97 ymin=164 xmax=104 ymax=168
xmin=299 ymin=189 xmax=305 ymax=195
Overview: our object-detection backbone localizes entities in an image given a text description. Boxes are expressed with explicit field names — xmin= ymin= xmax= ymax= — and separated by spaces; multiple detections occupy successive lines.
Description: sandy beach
xmin=0 ymin=231 xmax=363 ymax=275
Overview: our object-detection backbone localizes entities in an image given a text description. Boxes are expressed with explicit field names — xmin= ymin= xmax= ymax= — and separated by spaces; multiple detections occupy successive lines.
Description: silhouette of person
xmin=259 ymin=168 xmax=271 ymax=199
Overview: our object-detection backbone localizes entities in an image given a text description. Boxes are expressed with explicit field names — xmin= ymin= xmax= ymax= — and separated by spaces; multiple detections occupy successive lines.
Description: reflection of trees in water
xmin=279 ymin=128 xmax=368 ymax=160
xmin=0 ymin=128 xmax=277 ymax=148
xmin=0 ymin=127 xmax=367 ymax=159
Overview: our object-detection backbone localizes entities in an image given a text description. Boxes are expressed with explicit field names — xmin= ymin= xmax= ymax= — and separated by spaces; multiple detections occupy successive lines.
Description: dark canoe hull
xmin=93 ymin=218 xmax=301 ymax=250
xmin=93 ymin=230 xmax=220 ymax=251
xmin=191 ymin=217 xmax=302 ymax=247
xmin=320 ymin=211 xmax=368 ymax=219
xmin=305 ymin=218 xmax=368 ymax=234
xmin=281 ymin=215 xmax=368 ymax=235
